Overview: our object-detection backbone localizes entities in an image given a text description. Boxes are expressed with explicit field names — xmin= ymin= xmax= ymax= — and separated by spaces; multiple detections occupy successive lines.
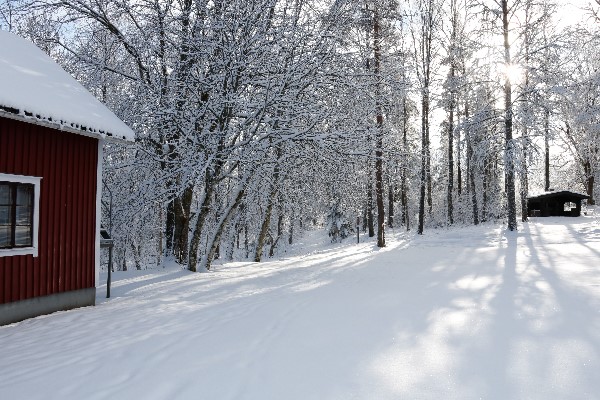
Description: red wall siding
xmin=0 ymin=117 xmax=98 ymax=304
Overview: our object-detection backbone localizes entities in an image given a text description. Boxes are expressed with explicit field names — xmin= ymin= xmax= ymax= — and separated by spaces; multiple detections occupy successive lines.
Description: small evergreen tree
xmin=326 ymin=201 xmax=354 ymax=243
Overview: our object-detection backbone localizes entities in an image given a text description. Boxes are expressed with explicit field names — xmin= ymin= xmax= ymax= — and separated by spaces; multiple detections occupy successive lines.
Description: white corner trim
xmin=95 ymin=140 xmax=103 ymax=288
xmin=0 ymin=173 xmax=41 ymax=258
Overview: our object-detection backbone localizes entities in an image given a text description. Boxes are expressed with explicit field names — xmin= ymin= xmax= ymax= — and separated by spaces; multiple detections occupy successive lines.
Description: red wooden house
xmin=0 ymin=31 xmax=134 ymax=325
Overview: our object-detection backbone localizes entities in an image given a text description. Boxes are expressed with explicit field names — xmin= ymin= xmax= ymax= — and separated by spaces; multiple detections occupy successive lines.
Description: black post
xmin=107 ymin=247 xmax=112 ymax=298
xmin=103 ymin=181 xmax=113 ymax=298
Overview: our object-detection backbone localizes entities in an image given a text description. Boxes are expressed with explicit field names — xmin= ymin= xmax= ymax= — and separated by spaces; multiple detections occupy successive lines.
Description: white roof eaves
xmin=0 ymin=107 xmax=133 ymax=143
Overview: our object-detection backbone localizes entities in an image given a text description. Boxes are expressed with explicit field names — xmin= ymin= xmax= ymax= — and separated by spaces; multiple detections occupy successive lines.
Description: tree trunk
xmin=521 ymin=20 xmax=531 ymax=223
xmin=269 ymin=212 xmax=284 ymax=257
xmin=457 ymin=125 xmax=462 ymax=196
xmin=367 ymin=184 xmax=375 ymax=237
xmin=447 ymin=0 xmax=457 ymax=226
xmin=418 ymin=90 xmax=429 ymax=235
xmin=173 ymin=185 xmax=193 ymax=264
xmin=226 ymin=228 xmax=236 ymax=261
xmin=521 ymin=136 xmax=529 ymax=222
xmin=585 ymin=161 xmax=596 ymax=205
xmin=469 ymin=164 xmax=479 ymax=225
xmin=188 ymin=179 xmax=216 ymax=271
xmin=416 ymin=1 xmax=434 ymax=234
xmin=465 ymin=102 xmax=479 ymax=225
xmin=201 ymin=184 xmax=247 ymax=271
xmin=255 ymin=198 xmax=274 ymax=262
xmin=544 ymin=108 xmax=551 ymax=192
xmin=165 ymin=199 xmax=175 ymax=256
xmin=255 ymin=147 xmax=282 ymax=261
xmin=167 ymin=0 xmax=195 ymax=262
xmin=502 ymin=0 xmax=518 ymax=231
xmin=373 ymin=8 xmax=385 ymax=248
xmin=387 ymin=180 xmax=394 ymax=228
xmin=121 ymin=248 xmax=127 ymax=271
xmin=244 ymin=224 xmax=249 ymax=259
xmin=466 ymin=137 xmax=471 ymax=195
xmin=401 ymin=182 xmax=409 ymax=230
xmin=131 ymin=242 xmax=142 ymax=270
xmin=401 ymin=97 xmax=410 ymax=231
xmin=467 ymin=141 xmax=479 ymax=225
xmin=427 ymin=151 xmax=432 ymax=216
xmin=482 ymin=158 xmax=489 ymax=222
xmin=157 ymin=204 xmax=163 ymax=266
xmin=447 ymin=87 xmax=455 ymax=226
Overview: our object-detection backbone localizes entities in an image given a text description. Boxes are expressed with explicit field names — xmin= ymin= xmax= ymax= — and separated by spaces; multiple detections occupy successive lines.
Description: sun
xmin=499 ymin=63 xmax=524 ymax=85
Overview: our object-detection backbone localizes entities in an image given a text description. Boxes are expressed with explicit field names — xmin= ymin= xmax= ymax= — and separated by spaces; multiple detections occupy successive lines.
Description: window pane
xmin=15 ymin=225 xmax=31 ymax=246
xmin=0 ymin=205 xmax=11 ymax=225
xmin=16 ymin=206 xmax=32 ymax=225
xmin=17 ymin=185 xmax=33 ymax=206
xmin=0 ymin=181 xmax=36 ymax=248
xmin=0 ymin=184 xmax=11 ymax=205
xmin=0 ymin=226 xmax=9 ymax=247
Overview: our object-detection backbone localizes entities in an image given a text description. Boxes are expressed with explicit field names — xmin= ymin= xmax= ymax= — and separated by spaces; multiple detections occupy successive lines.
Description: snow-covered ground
xmin=1 ymin=217 xmax=599 ymax=400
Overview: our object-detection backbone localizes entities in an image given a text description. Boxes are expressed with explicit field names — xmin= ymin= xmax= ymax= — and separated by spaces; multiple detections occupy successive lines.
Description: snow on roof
xmin=528 ymin=190 xmax=589 ymax=199
xmin=0 ymin=30 xmax=134 ymax=141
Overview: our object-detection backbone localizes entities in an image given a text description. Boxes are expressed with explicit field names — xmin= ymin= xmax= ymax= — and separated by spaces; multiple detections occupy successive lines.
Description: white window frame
xmin=0 ymin=173 xmax=41 ymax=257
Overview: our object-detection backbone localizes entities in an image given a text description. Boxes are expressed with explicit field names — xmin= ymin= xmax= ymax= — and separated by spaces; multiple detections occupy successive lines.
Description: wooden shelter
xmin=527 ymin=191 xmax=590 ymax=217
xmin=0 ymin=31 xmax=134 ymax=325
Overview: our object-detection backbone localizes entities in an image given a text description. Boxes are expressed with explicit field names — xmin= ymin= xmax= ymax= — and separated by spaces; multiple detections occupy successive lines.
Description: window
xmin=564 ymin=202 xmax=576 ymax=212
xmin=1 ymin=182 xmax=34 ymax=247
xmin=0 ymin=174 xmax=40 ymax=257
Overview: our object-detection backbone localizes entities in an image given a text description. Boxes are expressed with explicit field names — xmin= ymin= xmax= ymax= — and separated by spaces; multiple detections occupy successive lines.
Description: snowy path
xmin=1 ymin=217 xmax=599 ymax=399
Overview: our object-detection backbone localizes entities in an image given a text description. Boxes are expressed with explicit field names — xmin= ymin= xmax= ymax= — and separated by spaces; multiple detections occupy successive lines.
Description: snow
xmin=0 ymin=30 xmax=134 ymax=141
xmin=528 ymin=189 xmax=590 ymax=198
xmin=1 ymin=217 xmax=600 ymax=399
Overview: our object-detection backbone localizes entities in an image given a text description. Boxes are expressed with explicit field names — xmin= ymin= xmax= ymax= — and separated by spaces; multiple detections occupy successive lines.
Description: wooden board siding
xmin=0 ymin=117 xmax=98 ymax=304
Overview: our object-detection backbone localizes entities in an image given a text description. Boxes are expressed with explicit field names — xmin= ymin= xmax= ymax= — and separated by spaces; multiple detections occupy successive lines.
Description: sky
xmin=558 ymin=0 xmax=598 ymax=29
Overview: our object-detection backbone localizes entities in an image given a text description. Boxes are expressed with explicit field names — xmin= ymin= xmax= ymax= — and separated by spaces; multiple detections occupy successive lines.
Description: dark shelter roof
xmin=528 ymin=190 xmax=589 ymax=201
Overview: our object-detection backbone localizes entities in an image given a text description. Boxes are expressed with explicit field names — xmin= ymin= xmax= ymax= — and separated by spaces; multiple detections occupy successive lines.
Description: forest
xmin=1 ymin=0 xmax=599 ymax=272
